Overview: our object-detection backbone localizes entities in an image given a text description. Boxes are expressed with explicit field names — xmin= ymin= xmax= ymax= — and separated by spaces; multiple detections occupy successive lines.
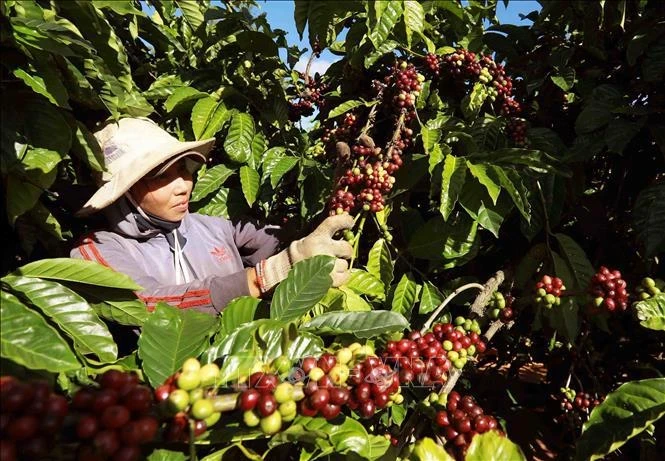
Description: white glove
xmin=256 ymin=214 xmax=354 ymax=293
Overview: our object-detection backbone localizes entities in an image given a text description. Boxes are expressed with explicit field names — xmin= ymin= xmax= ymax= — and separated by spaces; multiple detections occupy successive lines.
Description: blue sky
xmin=251 ymin=1 xmax=541 ymax=74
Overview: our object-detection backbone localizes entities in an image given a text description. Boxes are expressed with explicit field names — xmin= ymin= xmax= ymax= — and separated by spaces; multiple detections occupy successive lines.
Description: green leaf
xmin=366 ymin=239 xmax=394 ymax=288
xmin=410 ymin=437 xmax=455 ymax=460
xmin=250 ymin=132 xmax=267 ymax=169
xmin=391 ymin=273 xmax=419 ymax=319
xmin=605 ymin=117 xmax=644 ymax=154
xmin=439 ymin=154 xmax=467 ymax=220
xmin=239 ymin=166 xmax=260 ymax=207
xmin=24 ymin=100 xmax=71 ymax=152
xmin=575 ymin=100 xmax=615 ymax=134
xmin=403 ymin=1 xmax=425 ymax=46
xmin=466 ymin=431 xmax=526 ymax=461
xmin=339 ymin=287 xmax=373 ymax=312
xmin=306 ymin=2 xmax=331 ymax=48
xmin=467 ymin=162 xmax=501 ymax=205
xmin=419 ymin=282 xmax=444 ymax=315
xmin=408 ymin=214 xmax=478 ymax=262
xmin=220 ymin=296 xmax=260 ymax=335
xmin=218 ymin=353 xmax=259 ymax=385
xmin=368 ymin=0 xmax=403 ymax=48
xmin=271 ymin=416 xmax=389 ymax=459
xmin=11 ymin=258 xmax=142 ymax=290
xmin=74 ymin=284 xmax=148 ymax=327
xmin=550 ymin=68 xmax=576 ymax=91
xmin=138 ymin=304 xmax=217 ymax=387
xmin=634 ymin=294 xmax=665 ymax=331
xmin=554 ymin=233 xmax=595 ymax=290
xmin=224 ymin=113 xmax=255 ymax=164
xmin=421 ymin=126 xmax=442 ymax=156
xmin=174 ymin=0 xmax=205 ymax=31
xmin=328 ymin=100 xmax=366 ymax=119
xmin=71 ymin=122 xmax=104 ymax=172
xmin=491 ymin=166 xmax=531 ymax=222
xmin=365 ymin=40 xmax=400 ymax=67
xmin=191 ymin=164 xmax=235 ymax=202
xmin=92 ymin=1 xmax=144 ymax=15
xmin=303 ymin=311 xmax=409 ymax=338
xmin=576 ymin=378 xmax=665 ymax=461
xmin=0 ymin=290 xmax=80 ymax=373
xmin=261 ymin=147 xmax=286 ymax=182
xmin=270 ymin=156 xmax=299 ymax=188
xmin=146 ymin=449 xmax=187 ymax=461
xmin=294 ymin=0 xmax=309 ymax=39
xmin=345 ymin=269 xmax=385 ymax=300
xmin=643 ymin=38 xmax=665 ymax=82
xmin=164 ymin=87 xmax=206 ymax=113
xmin=3 ymin=276 xmax=117 ymax=362
xmin=191 ymin=96 xmax=232 ymax=140
xmin=633 ymin=183 xmax=665 ymax=259
xmin=205 ymin=320 xmax=266 ymax=362
xmin=270 ymin=256 xmax=335 ymax=323
xmin=235 ymin=31 xmax=279 ymax=56
xmin=461 ymin=83 xmax=488 ymax=119
xmin=13 ymin=66 xmax=70 ymax=109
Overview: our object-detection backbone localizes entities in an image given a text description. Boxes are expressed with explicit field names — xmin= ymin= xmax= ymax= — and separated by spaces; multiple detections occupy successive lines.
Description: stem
xmin=350 ymin=213 xmax=367 ymax=270
xmin=386 ymin=110 xmax=407 ymax=159
xmin=469 ymin=271 xmax=505 ymax=317
xmin=439 ymin=271 xmax=510 ymax=395
xmin=421 ymin=283 xmax=485 ymax=334
xmin=188 ymin=420 xmax=197 ymax=461
xmin=358 ymin=87 xmax=386 ymax=139
xmin=303 ymin=51 xmax=316 ymax=85
xmin=536 ymin=180 xmax=553 ymax=262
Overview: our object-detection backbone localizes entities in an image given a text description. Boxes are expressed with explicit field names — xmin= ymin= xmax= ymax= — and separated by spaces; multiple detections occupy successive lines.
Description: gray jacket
xmin=70 ymin=198 xmax=280 ymax=315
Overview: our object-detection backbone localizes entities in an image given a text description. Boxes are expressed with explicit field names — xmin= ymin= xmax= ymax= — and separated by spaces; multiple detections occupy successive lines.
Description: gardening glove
xmin=256 ymin=214 xmax=355 ymax=294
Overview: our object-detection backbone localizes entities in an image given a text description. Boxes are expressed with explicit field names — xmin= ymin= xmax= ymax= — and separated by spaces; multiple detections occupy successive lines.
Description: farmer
xmin=71 ymin=117 xmax=354 ymax=315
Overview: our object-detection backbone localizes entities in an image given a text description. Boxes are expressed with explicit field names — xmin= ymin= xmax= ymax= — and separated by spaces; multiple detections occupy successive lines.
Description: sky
xmin=252 ymin=1 xmax=542 ymax=75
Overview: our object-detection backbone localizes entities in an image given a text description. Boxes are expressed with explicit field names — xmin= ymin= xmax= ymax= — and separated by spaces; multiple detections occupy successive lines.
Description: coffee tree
xmin=1 ymin=1 xmax=664 ymax=460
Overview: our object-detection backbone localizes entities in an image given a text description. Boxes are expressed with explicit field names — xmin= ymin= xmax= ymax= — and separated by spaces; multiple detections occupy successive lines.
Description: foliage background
xmin=0 ymin=0 xmax=664 ymax=460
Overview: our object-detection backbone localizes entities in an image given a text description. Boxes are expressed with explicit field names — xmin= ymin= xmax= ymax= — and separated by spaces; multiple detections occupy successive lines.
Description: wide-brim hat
xmin=77 ymin=118 xmax=215 ymax=216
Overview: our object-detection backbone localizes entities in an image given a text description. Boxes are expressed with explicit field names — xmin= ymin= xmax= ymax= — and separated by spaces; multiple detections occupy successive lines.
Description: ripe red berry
xmin=239 ymin=389 xmax=260 ymax=411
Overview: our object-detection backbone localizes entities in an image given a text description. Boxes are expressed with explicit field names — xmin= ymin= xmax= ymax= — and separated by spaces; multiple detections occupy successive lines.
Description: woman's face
xmin=130 ymin=158 xmax=194 ymax=222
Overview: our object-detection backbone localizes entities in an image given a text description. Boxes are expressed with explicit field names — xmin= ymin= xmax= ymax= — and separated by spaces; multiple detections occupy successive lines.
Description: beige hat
xmin=77 ymin=118 xmax=215 ymax=216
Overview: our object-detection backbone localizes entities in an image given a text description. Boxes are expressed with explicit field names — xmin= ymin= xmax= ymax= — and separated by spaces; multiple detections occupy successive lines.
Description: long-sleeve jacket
xmin=70 ymin=198 xmax=281 ymax=315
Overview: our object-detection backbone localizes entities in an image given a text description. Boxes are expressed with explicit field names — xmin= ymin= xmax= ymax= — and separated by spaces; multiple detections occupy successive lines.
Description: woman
xmin=71 ymin=117 xmax=354 ymax=315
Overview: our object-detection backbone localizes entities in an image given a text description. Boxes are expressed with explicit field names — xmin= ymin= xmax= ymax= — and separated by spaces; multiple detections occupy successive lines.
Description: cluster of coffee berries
xmin=424 ymin=53 xmax=440 ymax=76
xmin=487 ymin=292 xmax=515 ymax=322
xmin=155 ymin=358 xmax=222 ymax=442
xmin=288 ymin=73 xmax=328 ymax=121
xmin=1 ymin=377 xmax=68 ymax=460
xmin=558 ymin=388 xmax=602 ymax=414
xmin=72 ymin=370 xmax=158 ymax=461
xmin=382 ymin=320 xmax=486 ymax=389
xmin=634 ymin=277 xmax=663 ymax=301
xmin=588 ymin=266 xmax=629 ymax=313
xmin=439 ymin=49 xmax=483 ymax=79
xmin=390 ymin=61 xmax=424 ymax=109
xmin=433 ymin=391 xmax=499 ymax=459
xmin=325 ymin=59 xmax=424 ymax=216
xmin=534 ymin=275 xmax=566 ymax=309
xmin=323 ymin=113 xmax=359 ymax=145
xmin=239 ymin=369 xmax=304 ymax=434
xmin=329 ymin=135 xmax=397 ymax=215
xmin=424 ymin=49 xmax=522 ymax=117
xmin=347 ymin=354 xmax=402 ymax=418
xmin=505 ymin=118 xmax=528 ymax=147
